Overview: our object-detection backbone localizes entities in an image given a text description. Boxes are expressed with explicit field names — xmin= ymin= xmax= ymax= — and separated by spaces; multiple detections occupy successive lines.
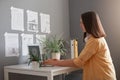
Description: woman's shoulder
xmin=87 ymin=36 xmax=105 ymax=44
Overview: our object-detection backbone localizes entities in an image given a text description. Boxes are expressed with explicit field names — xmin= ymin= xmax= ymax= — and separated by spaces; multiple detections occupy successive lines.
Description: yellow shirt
xmin=73 ymin=36 xmax=117 ymax=80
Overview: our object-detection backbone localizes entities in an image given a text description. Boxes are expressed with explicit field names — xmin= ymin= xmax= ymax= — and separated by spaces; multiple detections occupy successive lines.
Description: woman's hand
xmin=42 ymin=59 xmax=59 ymax=66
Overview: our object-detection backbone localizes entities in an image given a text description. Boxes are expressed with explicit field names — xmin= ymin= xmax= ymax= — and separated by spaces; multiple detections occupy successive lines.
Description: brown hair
xmin=81 ymin=11 xmax=106 ymax=38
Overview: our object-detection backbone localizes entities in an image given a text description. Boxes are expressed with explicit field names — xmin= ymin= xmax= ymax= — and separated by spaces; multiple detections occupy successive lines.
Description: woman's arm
xmin=43 ymin=59 xmax=78 ymax=67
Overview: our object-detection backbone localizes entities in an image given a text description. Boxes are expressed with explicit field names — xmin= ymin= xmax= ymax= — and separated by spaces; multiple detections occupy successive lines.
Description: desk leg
xmin=47 ymin=75 xmax=53 ymax=80
xmin=4 ymin=69 xmax=9 ymax=80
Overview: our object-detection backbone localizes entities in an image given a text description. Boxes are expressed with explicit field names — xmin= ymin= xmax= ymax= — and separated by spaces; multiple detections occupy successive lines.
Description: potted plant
xmin=28 ymin=53 xmax=42 ymax=67
xmin=42 ymin=35 xmax=67 ymax=60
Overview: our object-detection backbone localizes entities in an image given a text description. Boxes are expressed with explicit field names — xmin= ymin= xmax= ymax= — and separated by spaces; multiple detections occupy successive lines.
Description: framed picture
xmin=28 ymin=44 xmax=42 ymax=60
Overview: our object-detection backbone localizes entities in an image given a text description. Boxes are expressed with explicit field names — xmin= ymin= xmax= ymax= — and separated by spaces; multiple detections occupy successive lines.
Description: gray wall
xmin=0 ymin=0 xmax=70 ymax=80
xmin=69 ymin=0 xmax=120 ymax=79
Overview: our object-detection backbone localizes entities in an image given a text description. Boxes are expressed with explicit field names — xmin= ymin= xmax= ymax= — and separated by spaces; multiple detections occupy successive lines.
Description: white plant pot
xmin=52 ymin=52 xmax=61 ymax=60
xmin=31 ymin=61 xmax=39 ymax=68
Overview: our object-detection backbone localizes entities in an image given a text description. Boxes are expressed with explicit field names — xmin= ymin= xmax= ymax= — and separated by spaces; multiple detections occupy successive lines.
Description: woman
xmin=43 ymin=11 xmax=117 ymax=80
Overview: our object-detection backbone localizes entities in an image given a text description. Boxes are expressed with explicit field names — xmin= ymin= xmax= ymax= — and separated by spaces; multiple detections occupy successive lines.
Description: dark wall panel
xmin=69 ymin=0 xmax=120 ymax=79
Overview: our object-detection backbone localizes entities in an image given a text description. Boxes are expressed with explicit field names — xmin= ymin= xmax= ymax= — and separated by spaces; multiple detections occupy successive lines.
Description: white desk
xmin=4 ymin=64 xmax=80 ymax=80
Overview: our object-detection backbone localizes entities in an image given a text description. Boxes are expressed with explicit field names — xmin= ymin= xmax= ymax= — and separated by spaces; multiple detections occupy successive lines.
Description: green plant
xmin=28 ymin=53 xmax=42 ymax=67
xmin=42 ymin=35 xmax=67 ymax=56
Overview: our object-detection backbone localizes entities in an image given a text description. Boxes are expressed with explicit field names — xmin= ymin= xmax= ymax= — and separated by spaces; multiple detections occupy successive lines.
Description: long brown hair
xmin=81 ymin=11 xmax=106 ymax=39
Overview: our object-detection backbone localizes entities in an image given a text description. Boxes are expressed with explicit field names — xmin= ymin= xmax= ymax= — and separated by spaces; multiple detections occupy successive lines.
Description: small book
xmin=70 ymin=39 xmax=78 ymax=59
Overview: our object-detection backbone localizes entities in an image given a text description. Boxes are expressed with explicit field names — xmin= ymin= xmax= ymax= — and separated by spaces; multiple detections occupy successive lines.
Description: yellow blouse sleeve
xmin=73 ymin=39 xmax=99 ymax=68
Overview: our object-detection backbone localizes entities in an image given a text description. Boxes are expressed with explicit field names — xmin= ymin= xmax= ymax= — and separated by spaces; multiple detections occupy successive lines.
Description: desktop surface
xmin=4 ymin=64 xmax=80 ymax=80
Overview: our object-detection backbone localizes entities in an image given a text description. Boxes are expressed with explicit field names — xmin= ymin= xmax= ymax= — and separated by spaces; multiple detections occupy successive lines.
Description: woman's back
xmin=82 ymin=36 xmax=116 ymax=80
